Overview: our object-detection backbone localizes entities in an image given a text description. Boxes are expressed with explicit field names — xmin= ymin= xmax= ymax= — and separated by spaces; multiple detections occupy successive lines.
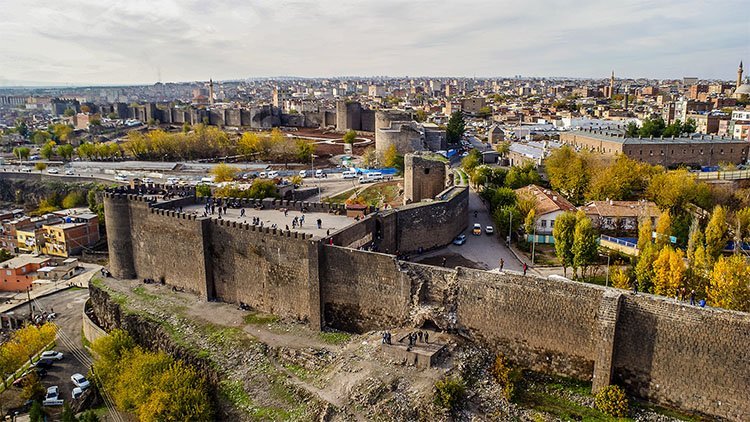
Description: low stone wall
xmin=82 ymin=299 xmax=108 ymax=346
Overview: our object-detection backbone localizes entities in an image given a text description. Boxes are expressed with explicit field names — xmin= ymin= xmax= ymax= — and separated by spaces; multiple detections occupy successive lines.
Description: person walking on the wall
xmin=499 ymin=258 xmax=504 ymax=271
xmin=522 ymin=262 xmax=527 ymax=276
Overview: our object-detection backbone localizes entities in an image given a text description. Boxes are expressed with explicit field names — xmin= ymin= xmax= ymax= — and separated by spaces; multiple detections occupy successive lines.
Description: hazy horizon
xmin=1 ymin=0 xmax=748 ymax=87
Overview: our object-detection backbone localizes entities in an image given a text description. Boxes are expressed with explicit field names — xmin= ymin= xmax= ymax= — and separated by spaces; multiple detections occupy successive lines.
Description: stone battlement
xmin=102 ymin=187 xmax=749 ymax=420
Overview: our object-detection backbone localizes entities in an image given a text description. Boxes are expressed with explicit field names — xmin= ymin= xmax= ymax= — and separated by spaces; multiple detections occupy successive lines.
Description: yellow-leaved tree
xmin=611 ymin=268 xmax=631 ymax=289
xmin=708 ymin=255 xmax=750 ymax=312
xmin=652 ymin=246 xmax=685 ymax=297
xmin=92 ymin=330 xmax=214 ymax=420
xmin=210 ymin=163 xmax=239 ymax=182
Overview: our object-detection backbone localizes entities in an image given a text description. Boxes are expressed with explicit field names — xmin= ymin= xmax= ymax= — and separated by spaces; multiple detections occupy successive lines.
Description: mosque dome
xmin=736 ymin=83 xmax=750 ymax=95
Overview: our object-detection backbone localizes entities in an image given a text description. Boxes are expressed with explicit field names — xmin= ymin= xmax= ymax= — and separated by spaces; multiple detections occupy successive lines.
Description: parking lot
xmin=9 ymin=288 xmax=92 ymax=413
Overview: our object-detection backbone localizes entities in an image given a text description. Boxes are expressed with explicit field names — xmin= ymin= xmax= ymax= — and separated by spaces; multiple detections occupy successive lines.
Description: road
xmin=414 ymin=187 xmax=522 ymax=271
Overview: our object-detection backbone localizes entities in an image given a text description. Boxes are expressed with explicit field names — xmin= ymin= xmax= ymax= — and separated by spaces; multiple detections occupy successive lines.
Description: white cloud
xmin=0 ymin=0 xmax=747 ymax=85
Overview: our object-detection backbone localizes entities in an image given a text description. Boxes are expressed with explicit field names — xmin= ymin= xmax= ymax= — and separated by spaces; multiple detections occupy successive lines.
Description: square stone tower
xmin=404 ymin=153 xmax=448 ymax=205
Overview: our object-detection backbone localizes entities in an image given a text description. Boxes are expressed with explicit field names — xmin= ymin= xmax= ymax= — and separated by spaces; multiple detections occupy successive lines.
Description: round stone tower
xmin=103 ymin=193 xmax=136 ymax=279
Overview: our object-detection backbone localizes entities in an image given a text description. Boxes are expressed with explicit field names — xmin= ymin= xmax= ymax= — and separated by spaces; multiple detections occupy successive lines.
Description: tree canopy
xmin=446 ymin=111 xmax=465 ymax=145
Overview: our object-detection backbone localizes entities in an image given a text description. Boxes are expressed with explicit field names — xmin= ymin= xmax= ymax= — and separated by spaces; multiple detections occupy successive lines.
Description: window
xmin=550 ymin=220 xmax=555 ymax=228
xmin=424 ymin=168 xmax=430 ymax=175
xmin=6 ymin=270 xmax=10 ymax=276
xmin=541 ymin=220 xmax=547 ymax=228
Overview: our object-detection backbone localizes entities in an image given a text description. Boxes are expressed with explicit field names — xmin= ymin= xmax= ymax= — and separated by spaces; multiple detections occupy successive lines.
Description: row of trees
xmin=609 ymin=204 xmax=750 ymax=312
xmin=624 ymin=117 xmax=696 ymax=138
xmin=92 ymin=330 xmax=214 ymax=421
xmin=123 ymin=126 xmax=317 ymax=163
xmin=0 ymin=323 xmax=57 ymax=387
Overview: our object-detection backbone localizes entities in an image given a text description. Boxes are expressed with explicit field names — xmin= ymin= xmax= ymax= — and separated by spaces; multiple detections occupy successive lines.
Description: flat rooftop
xmin=182 ymin=204 xmax=355 ymax=240
xmin=2 ymin=255 xmax=49 ymax=268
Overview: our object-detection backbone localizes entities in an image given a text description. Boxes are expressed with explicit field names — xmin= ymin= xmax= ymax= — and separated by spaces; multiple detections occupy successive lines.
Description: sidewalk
xmin=0 ymin=263 xmax=101 ymax=314
xmin=508 ymin=243 xmax=568 ymax=278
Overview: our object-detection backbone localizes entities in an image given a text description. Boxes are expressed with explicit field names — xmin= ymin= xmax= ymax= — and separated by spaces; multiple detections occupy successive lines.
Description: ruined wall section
xmin=208 ymin=219 xmax=320 ymax=327
xmin=612 ymin=295 xmax=750 ymax=420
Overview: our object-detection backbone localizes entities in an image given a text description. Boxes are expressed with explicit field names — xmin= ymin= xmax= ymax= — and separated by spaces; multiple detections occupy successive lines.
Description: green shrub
xmin=434 ymin=377 xmax=466 ymax=411
xmin=594 ymin=385 xmax=629 ymax=417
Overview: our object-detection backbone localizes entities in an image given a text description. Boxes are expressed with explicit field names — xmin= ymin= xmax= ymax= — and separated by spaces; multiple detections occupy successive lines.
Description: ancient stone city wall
xmin=103 ymin=192 xmax=750 ymax=420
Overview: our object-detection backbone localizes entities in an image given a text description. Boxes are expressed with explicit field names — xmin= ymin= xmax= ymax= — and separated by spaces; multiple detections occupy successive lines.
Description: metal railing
xmin=600 ymin=234 xmax=637 ymax=248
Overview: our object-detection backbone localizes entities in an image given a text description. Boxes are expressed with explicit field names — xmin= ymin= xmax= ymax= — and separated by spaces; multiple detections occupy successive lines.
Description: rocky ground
xmin=95 ymin=278 xmax=701 ymax=422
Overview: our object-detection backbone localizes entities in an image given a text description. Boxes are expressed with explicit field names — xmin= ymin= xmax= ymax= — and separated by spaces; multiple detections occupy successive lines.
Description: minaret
xmin=738 ymin=61 xmax=744 ymax=90
xmin=209 ymin=79 xmax=215 ymax=105
xmin=609 ymin=70 xmax=615 ymax=99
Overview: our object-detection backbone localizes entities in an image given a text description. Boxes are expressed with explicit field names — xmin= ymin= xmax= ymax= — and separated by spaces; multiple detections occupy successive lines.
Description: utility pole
xmin=27 ymin=287 xmax=33 ymax=320
xmin=531 ymin=225 xmax=537 ymax=265
xmin=507 ymin=212 xmax=513 ymax=246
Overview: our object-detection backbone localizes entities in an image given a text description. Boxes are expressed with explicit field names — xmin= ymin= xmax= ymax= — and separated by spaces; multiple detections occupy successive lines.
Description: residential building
xmin=580 ymin=200 xmax=661 ymax=233
xmin=515 ymin=185 xmax=576 ymax=243
xmin=42 ymin=213 xmax=100 ymax=257
xmin=0 ymin=255 xmax=50 ymax=292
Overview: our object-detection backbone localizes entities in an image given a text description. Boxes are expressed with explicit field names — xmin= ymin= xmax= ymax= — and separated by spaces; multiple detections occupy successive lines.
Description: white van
xmin=299 ymin=170 xmax=308 ymax=178
xmin=315 ymin=169 xmax=324 ymax=178
xmin=267 ymin=170 xmax=279 ymax=178
xmin=367 ymin=172 xmax=384 ymax=181
xmin=200 ymin=176 xmax=214 ymax=184
xmin=342 ymin=170 xmax=356 ymax=179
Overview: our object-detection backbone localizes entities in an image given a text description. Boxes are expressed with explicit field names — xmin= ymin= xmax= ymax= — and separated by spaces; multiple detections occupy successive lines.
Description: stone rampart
xmin=103 ymin=189 xmax=750 ymax=420
xmin=396 ymin=186 xmax=468 ymax=253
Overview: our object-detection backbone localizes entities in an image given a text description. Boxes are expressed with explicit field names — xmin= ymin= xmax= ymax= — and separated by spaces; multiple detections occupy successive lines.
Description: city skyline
xmin=1 ymin=0 xmax=749 ymax=86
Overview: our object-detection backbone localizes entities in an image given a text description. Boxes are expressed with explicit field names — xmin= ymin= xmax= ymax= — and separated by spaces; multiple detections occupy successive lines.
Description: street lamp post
xmin=507 ymin=212 xmax=513 ymax=246
xmin=599 ymin=252 xmax=611 ymax=287
xmin=311 ymin=154 xmax=320 ymax=199
xmin=531 ymin=225 xmax=537 ymax=265
xmin=606 ymin=253 xmax=611 ymax=287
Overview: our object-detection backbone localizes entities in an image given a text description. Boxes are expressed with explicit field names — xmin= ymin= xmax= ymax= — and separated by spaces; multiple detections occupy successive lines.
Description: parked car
xmin=71 ymin=373 xmax=90 ymax=390
xmin=485 ymin=226 xmax=494 ymax=235
xmin=40 ymin=350 xmax=64 ymax=361
xmin=342 ymin=170 xmax=356 ymax=179
xmin=267 ymin=170 xmax=279 ymax=178
xmin=72 ymin=387 xmax=83 ymax=400
xmin=64 ymin=169 xmax=75 ymax=175
xmin=315 ymin=169 xmax=323 ymax=178
xmin=452 ymin=234 xmax=467 ymax=245
xmin=20 ymin=167 xmax=32 ymax=172
xmin=472 ymin=223 xmax=482 ymax=236
xmin=142 ymin=177 xmax=153 ymax=184
xmin=299 ymin=170 xmax=308 ymax=178
xmin=114 ymin=175 xmax=128 ymax=182
xmin=47 ymin=168 xmax=59 ymax=174
xmin=43 ymin=386 xmax=64 ymax=406
xmin=259 ymin=171 xmax=267 ymax=178
xmin=33 ymin=358 xmax=56 ymax=369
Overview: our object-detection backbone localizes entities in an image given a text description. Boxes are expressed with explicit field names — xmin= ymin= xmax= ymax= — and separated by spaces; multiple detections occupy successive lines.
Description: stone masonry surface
xmin=102 ymin=185 xmax=750 ymax=421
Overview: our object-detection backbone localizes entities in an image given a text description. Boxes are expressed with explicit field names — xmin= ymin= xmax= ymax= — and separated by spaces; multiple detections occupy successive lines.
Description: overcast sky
xmin=1 ymin=0 xmax=748 ymax=86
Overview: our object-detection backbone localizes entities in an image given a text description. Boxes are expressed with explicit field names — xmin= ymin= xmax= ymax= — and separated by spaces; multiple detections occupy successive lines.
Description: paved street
xmin=413 ymin=187 xmax=522 ymax=271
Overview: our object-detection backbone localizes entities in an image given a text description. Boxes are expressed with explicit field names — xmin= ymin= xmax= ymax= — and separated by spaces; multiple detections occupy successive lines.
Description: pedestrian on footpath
xmin=499 ymin=258 xmax=504 ymax=271
xmin=522 ymin=262 xmax=528 ymax=276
